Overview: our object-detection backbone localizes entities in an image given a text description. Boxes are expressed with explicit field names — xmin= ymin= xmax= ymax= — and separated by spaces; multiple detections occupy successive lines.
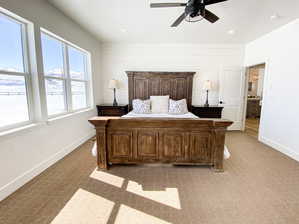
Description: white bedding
xmin=122 ymin=111 xmax=198 ymax=119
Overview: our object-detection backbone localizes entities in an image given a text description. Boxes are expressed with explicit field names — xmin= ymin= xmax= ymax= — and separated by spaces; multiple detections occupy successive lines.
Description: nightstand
xmin=97 ymin=104 xmax=129 ymax=117
xmin=191 ymin=105 xmax=224 ymax=118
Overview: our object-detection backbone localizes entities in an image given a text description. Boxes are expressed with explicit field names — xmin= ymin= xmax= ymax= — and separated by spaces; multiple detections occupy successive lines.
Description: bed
xmin=89 ymin=71 xmax=233 ymax=172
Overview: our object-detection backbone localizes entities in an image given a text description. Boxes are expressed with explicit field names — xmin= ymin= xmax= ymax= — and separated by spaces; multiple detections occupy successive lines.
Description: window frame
xmin=40 ymin=29 xmax=92 ymax=119
xmin=0 ymin=11 xmax=34 ymax=132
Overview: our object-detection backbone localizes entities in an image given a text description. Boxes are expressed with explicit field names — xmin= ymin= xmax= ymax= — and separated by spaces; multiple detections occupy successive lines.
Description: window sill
xmin=0 ymin=122 xmax=45 ymax=140
xmin=47 ymin=108 xmax=95 ymax=125
xmin=0 ymin=108 xmax=96 ymax=140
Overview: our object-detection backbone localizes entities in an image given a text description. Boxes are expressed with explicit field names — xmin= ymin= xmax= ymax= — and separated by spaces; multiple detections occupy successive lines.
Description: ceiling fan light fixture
xmin=184 ymin=13 xmax=204 ymax=23
xmin=151 ymin=0 xmax=227 ymax=27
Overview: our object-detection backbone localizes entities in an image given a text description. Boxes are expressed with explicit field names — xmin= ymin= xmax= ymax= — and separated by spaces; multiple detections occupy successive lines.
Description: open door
xmin=243 ymin=64 xmax=265 ymax=138
xmin=219 ymin=67 xmax=246 ymax=130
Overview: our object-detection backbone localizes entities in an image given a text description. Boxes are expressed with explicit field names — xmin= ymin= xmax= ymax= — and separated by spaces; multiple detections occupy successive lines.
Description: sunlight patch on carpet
xmin=51 ymin=188 xmax=114 ymax=224
xmin=90 ymin=168 xmax=124 ymax=188
xmin=126 ymin=180 xmax=181 ymax=209
xmin=115 ymin=204 xmax=172 ymax=224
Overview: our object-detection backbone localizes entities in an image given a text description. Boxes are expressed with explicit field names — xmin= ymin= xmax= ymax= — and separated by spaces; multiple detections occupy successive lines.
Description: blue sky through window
xmin=41 ymin=33 xmax=86 ymax=79
xmin=0 ymin=14 xmax=24 ymax=72
xmin=0 ymin=12 xmax=87 ymax=79
xmin=0 ymin=12 xmax=89 ymax=126
xmin=69 ymin=46 xmax=85 ymax=80
xmin=41 ymin=33 xmax=64 ymax=77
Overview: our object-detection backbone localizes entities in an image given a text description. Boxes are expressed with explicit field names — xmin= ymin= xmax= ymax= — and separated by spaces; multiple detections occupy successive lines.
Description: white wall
xmin=245 ymin=19 xmax=299 ymax=162
xmin=0 ymin=0 xmax=102 ymax=201
xmin=100 ymin=43 xmax=244 ymax=106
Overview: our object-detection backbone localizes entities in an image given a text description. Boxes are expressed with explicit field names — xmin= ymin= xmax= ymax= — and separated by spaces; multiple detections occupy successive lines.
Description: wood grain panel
xmin=160 ymin=78 xmax=172 ymax=97
xmin=189 ymin=132 xmax=212 ymax=162
xmin=108 ymin=132 xmax=132 ymax=161
xmin=149 ymin=78 xmax=160 ymax=96
xmin=160 ymin=132 xmax=185 ymax=161
xmin=173 ymin=78 xmax=187 ymax=100
xmin=134 ymin=78 xmax=149 ymax=100
xmin=136 ymin=131 xmax=158 ymax=159
xmin=127 ymin=71 xmax=195 ymax=110
xmin=96 ymin=129 xmax=107 ymax=169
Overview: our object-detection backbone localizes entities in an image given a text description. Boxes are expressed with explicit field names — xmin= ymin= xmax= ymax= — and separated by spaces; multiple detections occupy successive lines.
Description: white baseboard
xmin=260 ymin=136 xmax=299 ymax=162
xmin=0 ymin=132 xmax=95 ymax=202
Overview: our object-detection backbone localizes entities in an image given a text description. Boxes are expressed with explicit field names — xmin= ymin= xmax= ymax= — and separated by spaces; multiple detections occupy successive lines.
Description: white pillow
xmin=150 ymin=95 xmax=169 ymax=114
xmin=132 ymin=99 xmax=151 ymax=114
xmin=169 ymin=99 xmax=188 ymax=114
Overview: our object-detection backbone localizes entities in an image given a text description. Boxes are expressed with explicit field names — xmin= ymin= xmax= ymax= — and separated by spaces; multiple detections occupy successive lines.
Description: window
xmin=0 ymin=12 xmax=31 ymax=129
xmin=41 ymin=31 xmax=90 ymax=117
xmin=68 ymin=46 xmax=88 ymax=111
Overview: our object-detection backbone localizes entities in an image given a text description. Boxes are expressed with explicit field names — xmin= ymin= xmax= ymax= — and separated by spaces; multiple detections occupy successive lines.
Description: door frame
xmin=241 ymin=62 xmax=268 ymax=137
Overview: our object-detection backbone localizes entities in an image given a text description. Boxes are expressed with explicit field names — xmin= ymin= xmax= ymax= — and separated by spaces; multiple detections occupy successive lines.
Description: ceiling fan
xmin=150 ymin=0 xmax=228 ymax=27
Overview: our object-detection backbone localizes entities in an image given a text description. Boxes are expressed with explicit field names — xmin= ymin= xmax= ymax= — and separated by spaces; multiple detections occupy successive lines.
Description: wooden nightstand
xmin=191 ymin=105 xmax=224 ymax=118
xmin=97 ymin=104 xmax=129 ymax=117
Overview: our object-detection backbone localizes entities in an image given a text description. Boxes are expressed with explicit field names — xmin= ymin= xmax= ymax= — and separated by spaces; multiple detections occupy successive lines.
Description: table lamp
xmin=203 ymin=80 xmax=212 ymax=107
xmin=108 ymin=79 xmax=119 ymax=106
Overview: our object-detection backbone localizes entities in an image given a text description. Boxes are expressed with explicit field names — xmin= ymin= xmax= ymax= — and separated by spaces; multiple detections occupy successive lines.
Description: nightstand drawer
xmin=102 ymin=108 xmax=124 ymax=116
xmin=191 ymin=106 xmax=223 ymax=118
xmin=97 ymin=105 xmax=128 ymax=117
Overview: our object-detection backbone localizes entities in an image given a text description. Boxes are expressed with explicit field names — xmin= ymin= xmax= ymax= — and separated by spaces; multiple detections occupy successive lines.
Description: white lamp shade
xmin=108 ymin=79 xmax=119 ymax=89
xmin=203 ymin=80 xmax=212 ymax=90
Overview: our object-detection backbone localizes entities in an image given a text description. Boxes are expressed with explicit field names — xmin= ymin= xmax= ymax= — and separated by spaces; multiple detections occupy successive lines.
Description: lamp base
xmin=204 ymin=90 xmax=210 ymax=107
xmin=113 ymin=100 xmax=118 ymax=106
xmin=113 ymin=88 xmax=118 ymax=106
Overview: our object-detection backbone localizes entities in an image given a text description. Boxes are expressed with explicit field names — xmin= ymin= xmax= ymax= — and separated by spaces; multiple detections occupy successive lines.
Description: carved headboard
xmin=126 ymin=71 xmax=195 ymax=111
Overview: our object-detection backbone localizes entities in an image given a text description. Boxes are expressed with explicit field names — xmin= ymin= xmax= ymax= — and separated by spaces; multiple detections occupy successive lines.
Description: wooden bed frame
xmin=89 ymin=72 xmax=232 ymax=172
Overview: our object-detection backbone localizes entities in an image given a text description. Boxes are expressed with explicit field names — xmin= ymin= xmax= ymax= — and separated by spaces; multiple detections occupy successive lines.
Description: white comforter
xmin=122 ymin=111 xmax=198 ymax=119
xmin=92 ymin=112 xmax=231 ymax=159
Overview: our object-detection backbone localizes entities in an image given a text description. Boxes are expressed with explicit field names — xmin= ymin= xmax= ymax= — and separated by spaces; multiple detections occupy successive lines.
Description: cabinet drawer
xmin=97 ymin=105 xmax=128 ymax=116
xmin=101 ymin=109 xmax=123 ymax=116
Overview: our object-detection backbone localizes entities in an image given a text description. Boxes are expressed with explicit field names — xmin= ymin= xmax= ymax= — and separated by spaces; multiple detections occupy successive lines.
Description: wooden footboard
xmin=88 ymin=117 xmax=233 ymax=172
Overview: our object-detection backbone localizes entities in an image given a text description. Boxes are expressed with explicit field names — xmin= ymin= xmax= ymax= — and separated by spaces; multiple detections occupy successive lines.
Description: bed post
xmin=89 ymin=118 xmax=109 ymax=170
xmin=96 ymin=126 xmax=108 ymax=170
xmin=213 ymin=121 xmax=230 ymax=172
xmin=127 ymin=72 xmax=134 ymax=111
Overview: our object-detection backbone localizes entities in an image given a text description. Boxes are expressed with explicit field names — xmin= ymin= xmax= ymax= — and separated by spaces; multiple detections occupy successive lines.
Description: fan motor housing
xmin=185 ymin=0 xmax=204 ymax=18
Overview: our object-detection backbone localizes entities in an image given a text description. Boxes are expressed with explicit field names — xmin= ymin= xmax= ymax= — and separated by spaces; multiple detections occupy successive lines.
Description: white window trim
xmin=0 ymin=10 xmax=35 ymax=133
xmin=0 ymin=7 xmax=95 ymax=136
xmin=41 ymin=29 xmax=93 ymax=119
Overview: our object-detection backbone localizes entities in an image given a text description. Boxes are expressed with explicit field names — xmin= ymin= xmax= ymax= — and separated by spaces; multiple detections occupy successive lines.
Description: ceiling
xmin=48 ymin=0 xmax=299 ymax=44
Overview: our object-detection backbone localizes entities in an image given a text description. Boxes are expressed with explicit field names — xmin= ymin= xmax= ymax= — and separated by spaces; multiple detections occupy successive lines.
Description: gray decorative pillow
xmin=169 ymin=99 xmax=188 ymax=114
xmin=132 ymin=99 xmax=151 ymax=114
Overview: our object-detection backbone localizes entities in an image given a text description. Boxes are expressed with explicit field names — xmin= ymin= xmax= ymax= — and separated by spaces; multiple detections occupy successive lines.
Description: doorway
xmin=244 ymin=64 xmax=265 ymax=138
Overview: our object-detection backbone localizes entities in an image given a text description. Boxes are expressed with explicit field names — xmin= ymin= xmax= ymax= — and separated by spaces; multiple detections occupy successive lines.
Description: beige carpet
xmin=0 ymin=132 xmax=298 ymax=224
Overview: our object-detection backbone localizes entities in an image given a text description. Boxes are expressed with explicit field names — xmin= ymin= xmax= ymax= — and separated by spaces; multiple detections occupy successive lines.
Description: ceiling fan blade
xmin=150 ymin=3 xmax=187 ymax=8
xmin=203 ymin=9 xmax=219 ymax=23
xmin=204 ymin=0 xmax=228 ymax=6
xmin=171 ymin=12 xmax=186 ymax=27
